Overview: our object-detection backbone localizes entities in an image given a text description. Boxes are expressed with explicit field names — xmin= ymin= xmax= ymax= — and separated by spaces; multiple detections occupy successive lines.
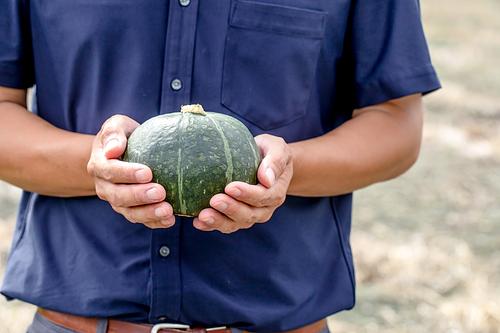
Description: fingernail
xmin=214 ymin=201 xmax=228 ymax=212
xmin=228 ymin=187 xmax=241 ymax=197
xmin=266 ymin=168 xmax=275 ymax=185
xmin=193 ymin=218 xmax=206 ymax=230
xmin=147 ymin=188 xmax=162 ymax=201
xmin=155 ymin=207 xmax=170 ymax=218
xmin=104 ymin=138 xmax=120 ymax=151
xmin=135 ymin=169 xmax=150 ymax=182
xmin=201 ymin=217 xmax=214 ymax=225
xmin=161 ymin=218 xmax=174 ymax=226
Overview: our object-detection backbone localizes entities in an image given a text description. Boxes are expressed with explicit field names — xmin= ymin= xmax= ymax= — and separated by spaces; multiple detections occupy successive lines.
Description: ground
xmin=1 ymin=0 xmax=499 ymax=332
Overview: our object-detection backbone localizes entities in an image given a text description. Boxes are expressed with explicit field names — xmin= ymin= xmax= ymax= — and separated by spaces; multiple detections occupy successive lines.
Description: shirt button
xmin=170 ymin=78 xmax=182 ymax=91
xmin=159 ymin=246 xmax=170 ymax=257
xmin=179 ymin=0 xmax=190 ymax=7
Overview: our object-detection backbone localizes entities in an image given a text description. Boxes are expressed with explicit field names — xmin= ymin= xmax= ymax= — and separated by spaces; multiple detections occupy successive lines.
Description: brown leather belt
xmin=38 ymin=308 xmax=327 ymax=333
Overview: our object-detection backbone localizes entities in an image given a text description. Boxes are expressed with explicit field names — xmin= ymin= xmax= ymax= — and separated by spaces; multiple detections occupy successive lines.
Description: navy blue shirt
xmin=0 ymin=0 xmax=440 ymax=331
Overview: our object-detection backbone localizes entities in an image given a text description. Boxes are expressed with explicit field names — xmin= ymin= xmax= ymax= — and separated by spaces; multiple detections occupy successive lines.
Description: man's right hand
xmin=87 ymin=115 xmax=175 ymax=229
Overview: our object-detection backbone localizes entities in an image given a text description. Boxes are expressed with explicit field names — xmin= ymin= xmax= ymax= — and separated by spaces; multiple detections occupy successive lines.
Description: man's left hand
xmin=193 ymin=134 xmax=293 ymax=234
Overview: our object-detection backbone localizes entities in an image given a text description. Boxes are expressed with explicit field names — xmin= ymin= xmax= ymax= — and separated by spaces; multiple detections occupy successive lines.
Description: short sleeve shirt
xmin=0 ymin=0 xmax=440 ymax=331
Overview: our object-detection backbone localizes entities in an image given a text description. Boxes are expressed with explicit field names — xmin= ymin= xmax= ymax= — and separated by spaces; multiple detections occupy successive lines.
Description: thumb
xmin=255 ymin=136 xmax=289 ymax=188
xmin=103 ymin=136 xmax=126 ymax=159
xmin=257 ymin=157 xmax=276 ymax=189
xmin=99 ymin=115 xmax=139 ymax=159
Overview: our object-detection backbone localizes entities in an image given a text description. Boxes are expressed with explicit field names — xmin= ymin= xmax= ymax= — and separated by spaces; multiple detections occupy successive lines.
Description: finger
xmin=91 ymin=158 xmax=153 ymax=184
xmin=192 ymin=216 xmax=217 ymax=232
xmin=96 ymin=180 xmax=166 ymax=207
xmin=193 ymin=209 xmax=239 ymax=234
xmin=208 ymin=193 xmax=270 ymax=224
xmin=192 ymin=207 xmax=220 ymax=231
xmin=99 ymin=115 xmax=140 ymax=159
xmin=224 ymin=181 xmax=285 ymax=208
xmin=114 ymin=201 xmax=174 ymax=224
xmin=142 ymin=216 xmax=176 ymax=229
xmin=254 ymin=135 xmax=291 ymax=188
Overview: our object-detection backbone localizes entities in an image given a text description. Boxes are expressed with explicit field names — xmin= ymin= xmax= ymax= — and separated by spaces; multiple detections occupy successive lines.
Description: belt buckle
xmin=206 ymin=327 xmax=228 ymax=332
xmin=151 ymin=323 xmax=190 ymax=333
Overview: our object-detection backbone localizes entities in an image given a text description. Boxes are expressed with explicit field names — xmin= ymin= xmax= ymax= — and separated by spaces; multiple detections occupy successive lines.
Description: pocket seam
xmin=230 ymin=0 xmax=326 ymax=38
xmin=221 ymin=0 xmax=325 ymax=130
xmin=220 ymin=30 xmax=317 ymax=130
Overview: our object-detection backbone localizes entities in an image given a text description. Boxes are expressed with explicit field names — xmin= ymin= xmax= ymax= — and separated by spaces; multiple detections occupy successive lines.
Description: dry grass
xmin=1 ymin=0 xmax=500 ymax=332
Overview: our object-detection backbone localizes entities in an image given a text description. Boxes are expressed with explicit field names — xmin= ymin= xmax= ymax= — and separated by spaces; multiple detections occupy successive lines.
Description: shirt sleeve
xmin=347 ymin=0 xmax=441 ymax=109
xmin=0 ymin=0 xmax=35 ymax=88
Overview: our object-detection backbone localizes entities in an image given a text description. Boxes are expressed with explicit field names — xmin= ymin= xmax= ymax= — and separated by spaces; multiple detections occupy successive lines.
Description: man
xmin=0 ymin=0 xmax=440 ymax=332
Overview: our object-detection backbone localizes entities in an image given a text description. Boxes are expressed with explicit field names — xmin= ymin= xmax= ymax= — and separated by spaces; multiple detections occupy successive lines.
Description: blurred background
xmin=1 ymin=0 xmax=499 ymax=332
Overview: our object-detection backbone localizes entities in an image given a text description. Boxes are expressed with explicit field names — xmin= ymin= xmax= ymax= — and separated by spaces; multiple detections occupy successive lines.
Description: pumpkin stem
xmin=181 ymin=104 xmax=206 ymax=116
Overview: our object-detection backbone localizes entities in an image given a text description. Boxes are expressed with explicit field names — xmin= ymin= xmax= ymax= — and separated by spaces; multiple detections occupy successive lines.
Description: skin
xmin=0 ymin=87 xmax=95 ymax=196
xmin=0 ymin=86 xmax=423 ymax=233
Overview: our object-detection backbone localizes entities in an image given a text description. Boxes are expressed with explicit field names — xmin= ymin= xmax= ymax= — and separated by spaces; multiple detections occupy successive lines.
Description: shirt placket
xmin=160 ymin=0 xmax=199 ymax=113
xmin=150 ymin=0 xmax=199 ymax=323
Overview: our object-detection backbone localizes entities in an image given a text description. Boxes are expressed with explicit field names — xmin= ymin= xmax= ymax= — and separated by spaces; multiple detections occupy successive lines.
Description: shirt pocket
xmin=221 ymin=0 xmax=326 ymax=130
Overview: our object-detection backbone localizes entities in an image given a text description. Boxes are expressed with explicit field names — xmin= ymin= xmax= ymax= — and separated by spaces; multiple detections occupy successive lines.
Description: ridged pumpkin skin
xmin=123 ymin=105 xmax=261 ymax=217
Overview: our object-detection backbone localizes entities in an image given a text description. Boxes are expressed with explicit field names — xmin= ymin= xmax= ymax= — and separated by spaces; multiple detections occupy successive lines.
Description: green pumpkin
xmin=123 ymin=104 xmax=261 ymax=217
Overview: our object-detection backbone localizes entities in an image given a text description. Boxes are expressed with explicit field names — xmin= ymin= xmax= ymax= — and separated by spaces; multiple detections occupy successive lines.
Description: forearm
xmin=288 ymin=95 xmax=423 ymax=196
xmin=0 ymin=101 xmax=95 ymax=196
